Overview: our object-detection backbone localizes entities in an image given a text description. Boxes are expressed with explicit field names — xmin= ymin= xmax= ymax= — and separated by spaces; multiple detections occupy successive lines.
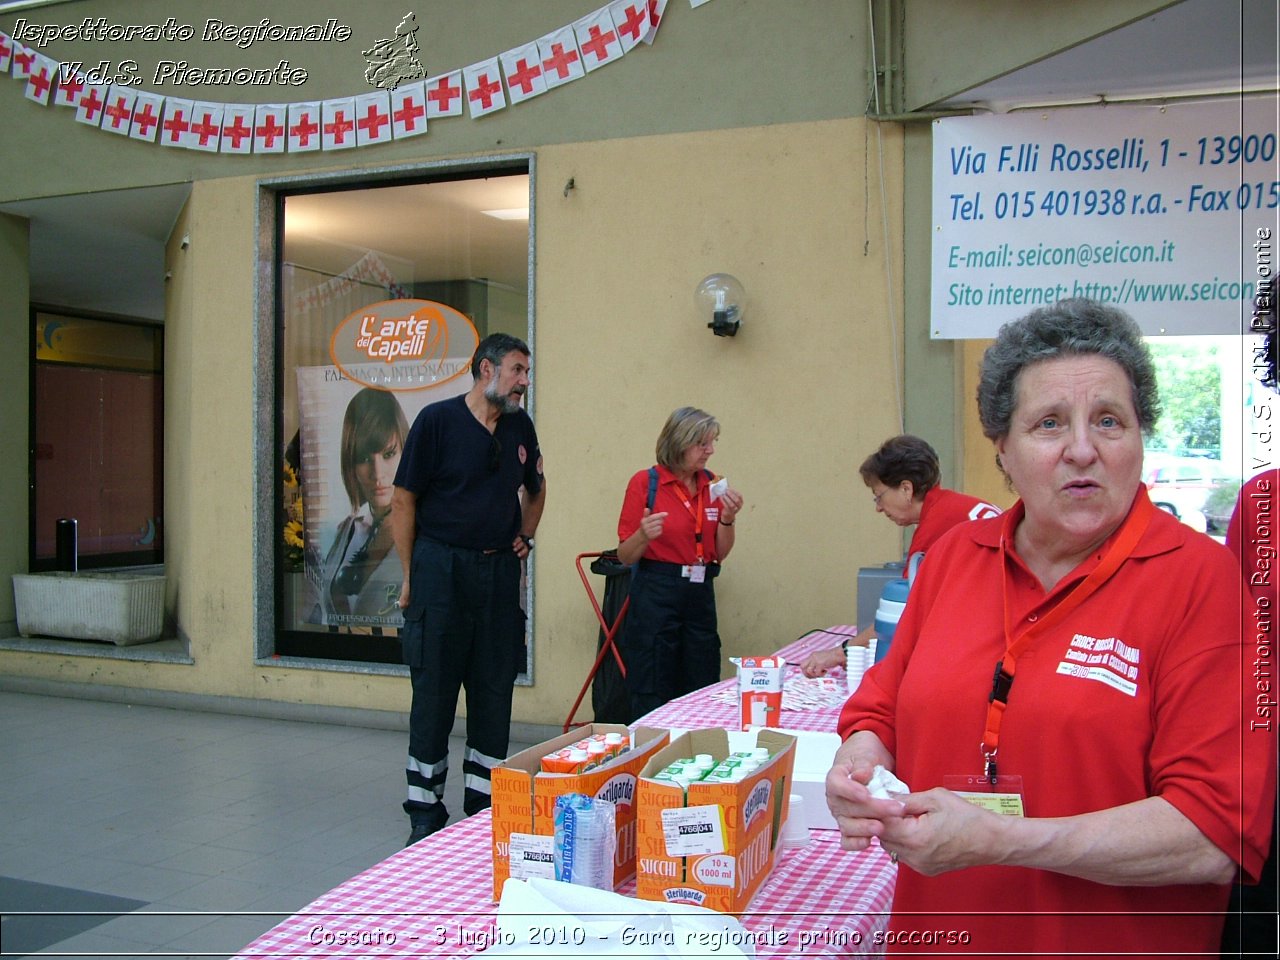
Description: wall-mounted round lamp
xmin=695 ymin=273 xmax=746 ymax=337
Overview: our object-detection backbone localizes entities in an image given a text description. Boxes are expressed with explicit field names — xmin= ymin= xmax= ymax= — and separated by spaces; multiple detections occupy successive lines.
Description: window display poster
xmin=296 ymin=366 xmax=469 ymax=629
xmin=932 ymin=95 xmax=1279 ymax=338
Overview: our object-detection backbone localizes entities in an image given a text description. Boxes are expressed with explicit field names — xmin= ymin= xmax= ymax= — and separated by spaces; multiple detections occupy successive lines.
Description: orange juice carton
xmin=730 ymin=656 xmax=786 ymax=731
xmin=635 ymin=728 xmax=796 ymax=913
xmin=540 ymin=746 xmax=588 ymax=774
xmin=491 ymin=724 xmax=668 ymax=900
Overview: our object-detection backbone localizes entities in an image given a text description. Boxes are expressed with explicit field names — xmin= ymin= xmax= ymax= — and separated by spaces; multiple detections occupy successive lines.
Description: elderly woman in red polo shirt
xmin=616 ymin=407 xmax=744 ymax=719
xmin=826 ymin=299 xmax=1274 ymax=957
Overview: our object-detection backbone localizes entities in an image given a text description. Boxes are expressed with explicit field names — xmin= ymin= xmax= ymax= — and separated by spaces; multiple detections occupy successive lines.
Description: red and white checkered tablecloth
xmin=235 ymin=813 xmax=894 ymax=959
xmin=633 ymin=626 xmax=857 ymax=733
xmin=234 ymin=626 xmax=895 ymax=959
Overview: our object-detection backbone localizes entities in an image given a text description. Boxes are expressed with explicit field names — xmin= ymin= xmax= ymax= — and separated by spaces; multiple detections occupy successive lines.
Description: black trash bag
xmin=589 ymin=551 xmax=634 ymax=724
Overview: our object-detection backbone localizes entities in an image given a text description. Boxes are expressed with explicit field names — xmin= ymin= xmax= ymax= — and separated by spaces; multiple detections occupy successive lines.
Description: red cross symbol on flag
xmin=101 ymin=85 xmax=137 ymax=136
xmin=188 ymin=102 xmax=224 ymax=151
xmin=160 ymin=97 xmax=193 ymax=146
xmin=463 ymin=58 xmax=506 ymax=119
xmin=574 ymin=9 xmax=623 ymax=72
xmin=390 ymin=81 xmax=428 ymax=139
xmin=288 ymin=102 xmax=322 ymax=152
xmin=11 ymin=43 xmax=35 ymax=79
xmin=75 ymin=84 xmax=109 ymax=126
xmin=609 ymin=0 xmax=648 ymax=53
xmin=54 ymin=68 xmax=86 ymax=107
xmin=0 ymin=31 xmax=13 ymax=72
xmin=355 ymin=91 xmax=393 ymax=147
xmin=219 ymin=104 xmax=254 ymax=153
xmin=24 ymin=54 xmax=56 ymax=105
xmin=129 ymin=92 xmax=165 ymax=142
xmin=253 ymin=104 xmax=287 ymax=154
xmin=425 ymin=71 xmax=463 ymax=118
xmin=538 ymin=26 xmax=585 ymax=90
xmin=321 ymin=97 xmax=357 ymax=150
xmin=500 ymin=41 xmax=547 ymax=104
xmin=643 ymin=0 xmax=669 ymax=44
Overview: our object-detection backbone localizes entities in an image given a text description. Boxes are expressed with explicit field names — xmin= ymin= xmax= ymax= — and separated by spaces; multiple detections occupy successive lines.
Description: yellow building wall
xmin=0 ymin=118 xmax=906 ymax=726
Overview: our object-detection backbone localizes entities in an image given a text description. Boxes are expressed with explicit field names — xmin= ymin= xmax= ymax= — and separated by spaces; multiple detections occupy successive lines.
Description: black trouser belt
xmin=638 ymin=559 xmax=720 ymax=579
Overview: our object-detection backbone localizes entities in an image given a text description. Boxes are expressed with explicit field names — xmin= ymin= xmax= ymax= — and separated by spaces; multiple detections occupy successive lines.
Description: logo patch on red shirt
xmin=1055 ymin=633 xmax=1140 ymax=697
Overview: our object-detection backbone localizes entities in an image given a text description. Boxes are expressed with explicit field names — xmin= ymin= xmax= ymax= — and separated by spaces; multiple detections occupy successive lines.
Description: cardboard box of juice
xmin=490 ymin=724 xmax=669 ymax=900
xmin=634 ymin=728 xmax=796 ymax=913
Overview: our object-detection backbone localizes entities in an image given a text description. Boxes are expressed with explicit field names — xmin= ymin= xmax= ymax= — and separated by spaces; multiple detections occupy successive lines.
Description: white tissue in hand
xmin=866 ymin=765 xmax=910 ymax=799
xmin=710 ymin=477 xmax=728 ymax=499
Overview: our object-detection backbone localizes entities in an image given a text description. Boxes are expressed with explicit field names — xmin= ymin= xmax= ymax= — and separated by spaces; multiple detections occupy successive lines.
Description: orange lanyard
xmin=673 ymin=481 xmax=706 ymax=565
xmin=980 ymin=491 xmax=1154 ymax=782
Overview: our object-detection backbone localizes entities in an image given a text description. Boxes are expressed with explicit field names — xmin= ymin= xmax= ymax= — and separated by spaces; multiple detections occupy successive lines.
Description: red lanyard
xmin=980 ymin=490 xmax=1154 ymax=782
xmin=673 ymin=481 xmax=706 ymax=565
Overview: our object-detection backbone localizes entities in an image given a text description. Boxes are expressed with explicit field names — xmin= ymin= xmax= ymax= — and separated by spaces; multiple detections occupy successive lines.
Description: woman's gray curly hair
xmin=977 ymin=298 xmax=1161 ymax=441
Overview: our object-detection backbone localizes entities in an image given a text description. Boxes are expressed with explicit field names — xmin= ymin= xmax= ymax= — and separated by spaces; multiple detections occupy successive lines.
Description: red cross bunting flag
xmin=253 ymin=104 xmax=287 ymax=154
xmin=463 ymin=57 xmax=506 ymax=119
xmin=575 ymin=7 xmax=623 ymax=72
xmin=219 ymin=103 xmax=255 ymax=153
xmin=424 ymin=71 xmax=463 ymax=118
xmin=609 ymin=0 xmax=648 ymax=54
xmin=354 ymin=91 xmax=393 ymax=147
xmin=287 ymin=101 xmax=322 ymax=152
xmin=2 ymin=1 xmax=689 ymax=154
xmin=643 ymin=0 xmax=669 ymax=44
xmin=500 ymin=41 xmax=547 ymax=105
xmin=54 ymin=67 xmax=86 ymax=107
xmin=321 ymin=97 xmax=357 ymax=150
xmin=100 ymin=85 xmax=137 ymax=136
xmin=390 ymin=81 xmax=428 ymax=139
xmin=187 ymin=102 xmax=224 ymax=151
xmin=24 ymin=53 xmax=56 ymax=105
xmin=538 ymin=25 xmax=584 ymax=90
xmin=74 ymin=83 xmax=108 ymax=126
xmin=11 ymin=41 xmax=35 ymax=80
xmin=129 ymin=91 xmax=165 ymax=142
xmin=159 ymin=96 xmax=193 ymax=146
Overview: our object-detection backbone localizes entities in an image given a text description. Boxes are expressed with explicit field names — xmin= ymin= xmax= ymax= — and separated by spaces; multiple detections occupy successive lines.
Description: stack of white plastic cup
xmin=846 ymin=638 xmax=879 ymax=694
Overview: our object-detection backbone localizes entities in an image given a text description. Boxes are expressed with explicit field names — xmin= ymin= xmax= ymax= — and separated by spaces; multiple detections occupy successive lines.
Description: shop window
xmin=273 ymin=165 xmax=532 ymax=665
xmin=30 ymin=309 xmax=164 ymax=569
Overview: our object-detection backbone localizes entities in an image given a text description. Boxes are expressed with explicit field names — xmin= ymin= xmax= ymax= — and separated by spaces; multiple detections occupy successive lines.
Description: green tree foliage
xmin=1147 ymin=341 xmax=1221 ymax=456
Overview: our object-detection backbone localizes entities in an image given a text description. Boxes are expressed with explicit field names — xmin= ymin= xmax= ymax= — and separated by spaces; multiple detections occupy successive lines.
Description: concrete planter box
xmin=13 ymin=571 xmax=166 ymax=645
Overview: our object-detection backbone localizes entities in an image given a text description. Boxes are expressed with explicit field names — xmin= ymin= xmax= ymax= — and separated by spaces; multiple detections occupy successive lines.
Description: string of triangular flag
xmin=0 ymin=0 xmax=715 ymax=155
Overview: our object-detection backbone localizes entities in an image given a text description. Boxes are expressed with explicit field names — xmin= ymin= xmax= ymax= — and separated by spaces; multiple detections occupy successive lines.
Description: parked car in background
xmin=1142 ymin=453 xmax=1238 ymax=534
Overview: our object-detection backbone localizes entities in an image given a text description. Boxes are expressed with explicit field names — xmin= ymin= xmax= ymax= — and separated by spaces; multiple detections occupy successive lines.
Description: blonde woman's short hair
xmin=655 ymin=407 xmax=720 ymax=470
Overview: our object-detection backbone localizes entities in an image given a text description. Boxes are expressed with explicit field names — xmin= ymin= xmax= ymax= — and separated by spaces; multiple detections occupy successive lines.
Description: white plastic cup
xmin=781 ymin=793 xmax=809 ymax=848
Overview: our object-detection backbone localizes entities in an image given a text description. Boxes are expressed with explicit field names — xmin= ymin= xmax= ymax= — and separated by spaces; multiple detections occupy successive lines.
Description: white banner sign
xmin=931 ymin=96 xmax=1279 ymax=338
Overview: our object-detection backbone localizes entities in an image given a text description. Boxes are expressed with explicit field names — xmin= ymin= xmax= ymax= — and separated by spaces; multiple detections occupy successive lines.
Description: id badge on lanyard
xmin=942 ymin=774 xmax=1026 ymax=816
xmin=964 ymin=493 xmax=1153 ymax=818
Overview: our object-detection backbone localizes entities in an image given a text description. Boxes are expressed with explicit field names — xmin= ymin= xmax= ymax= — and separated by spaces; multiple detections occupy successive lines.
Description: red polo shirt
xmin=839 ymin=489 xmax=1275 ymax=957
xmin=906 ymin=485 xmax=1001 ymax=560
xmin=618 ymin=465 xmax=723 ymax=565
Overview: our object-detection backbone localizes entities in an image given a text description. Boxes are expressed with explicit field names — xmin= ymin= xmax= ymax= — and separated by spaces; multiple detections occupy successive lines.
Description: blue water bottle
xmin=873 ymin=578 xmax=911 ymax=663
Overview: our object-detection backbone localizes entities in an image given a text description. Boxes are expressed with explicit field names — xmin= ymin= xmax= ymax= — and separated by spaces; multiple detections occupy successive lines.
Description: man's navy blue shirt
xmin=394 ymin=394 xmax=542 ymax=551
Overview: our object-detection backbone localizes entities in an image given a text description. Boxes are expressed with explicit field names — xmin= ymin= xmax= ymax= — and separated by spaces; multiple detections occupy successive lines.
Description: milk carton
xmin=730 ymin=656 xmax=786 ymax=731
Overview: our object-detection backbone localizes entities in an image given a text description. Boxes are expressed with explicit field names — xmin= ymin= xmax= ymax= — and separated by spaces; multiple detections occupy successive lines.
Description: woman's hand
xmin=826 ymin=732 xmax=905 ymax=853
xmin=802 ymin=646 xmax=845 ymax=677
xmin=719 ymin=487 xmax=744 ymax=523
xmin=638 ymin=507 xmax=668 ymax=542
xmin=877 ymin=788 xmax=1004 ymax=875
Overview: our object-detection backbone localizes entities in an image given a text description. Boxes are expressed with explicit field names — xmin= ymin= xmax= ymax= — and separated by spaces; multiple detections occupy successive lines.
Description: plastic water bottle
xmin=873 ymin=578 xmax=911 ymax=663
